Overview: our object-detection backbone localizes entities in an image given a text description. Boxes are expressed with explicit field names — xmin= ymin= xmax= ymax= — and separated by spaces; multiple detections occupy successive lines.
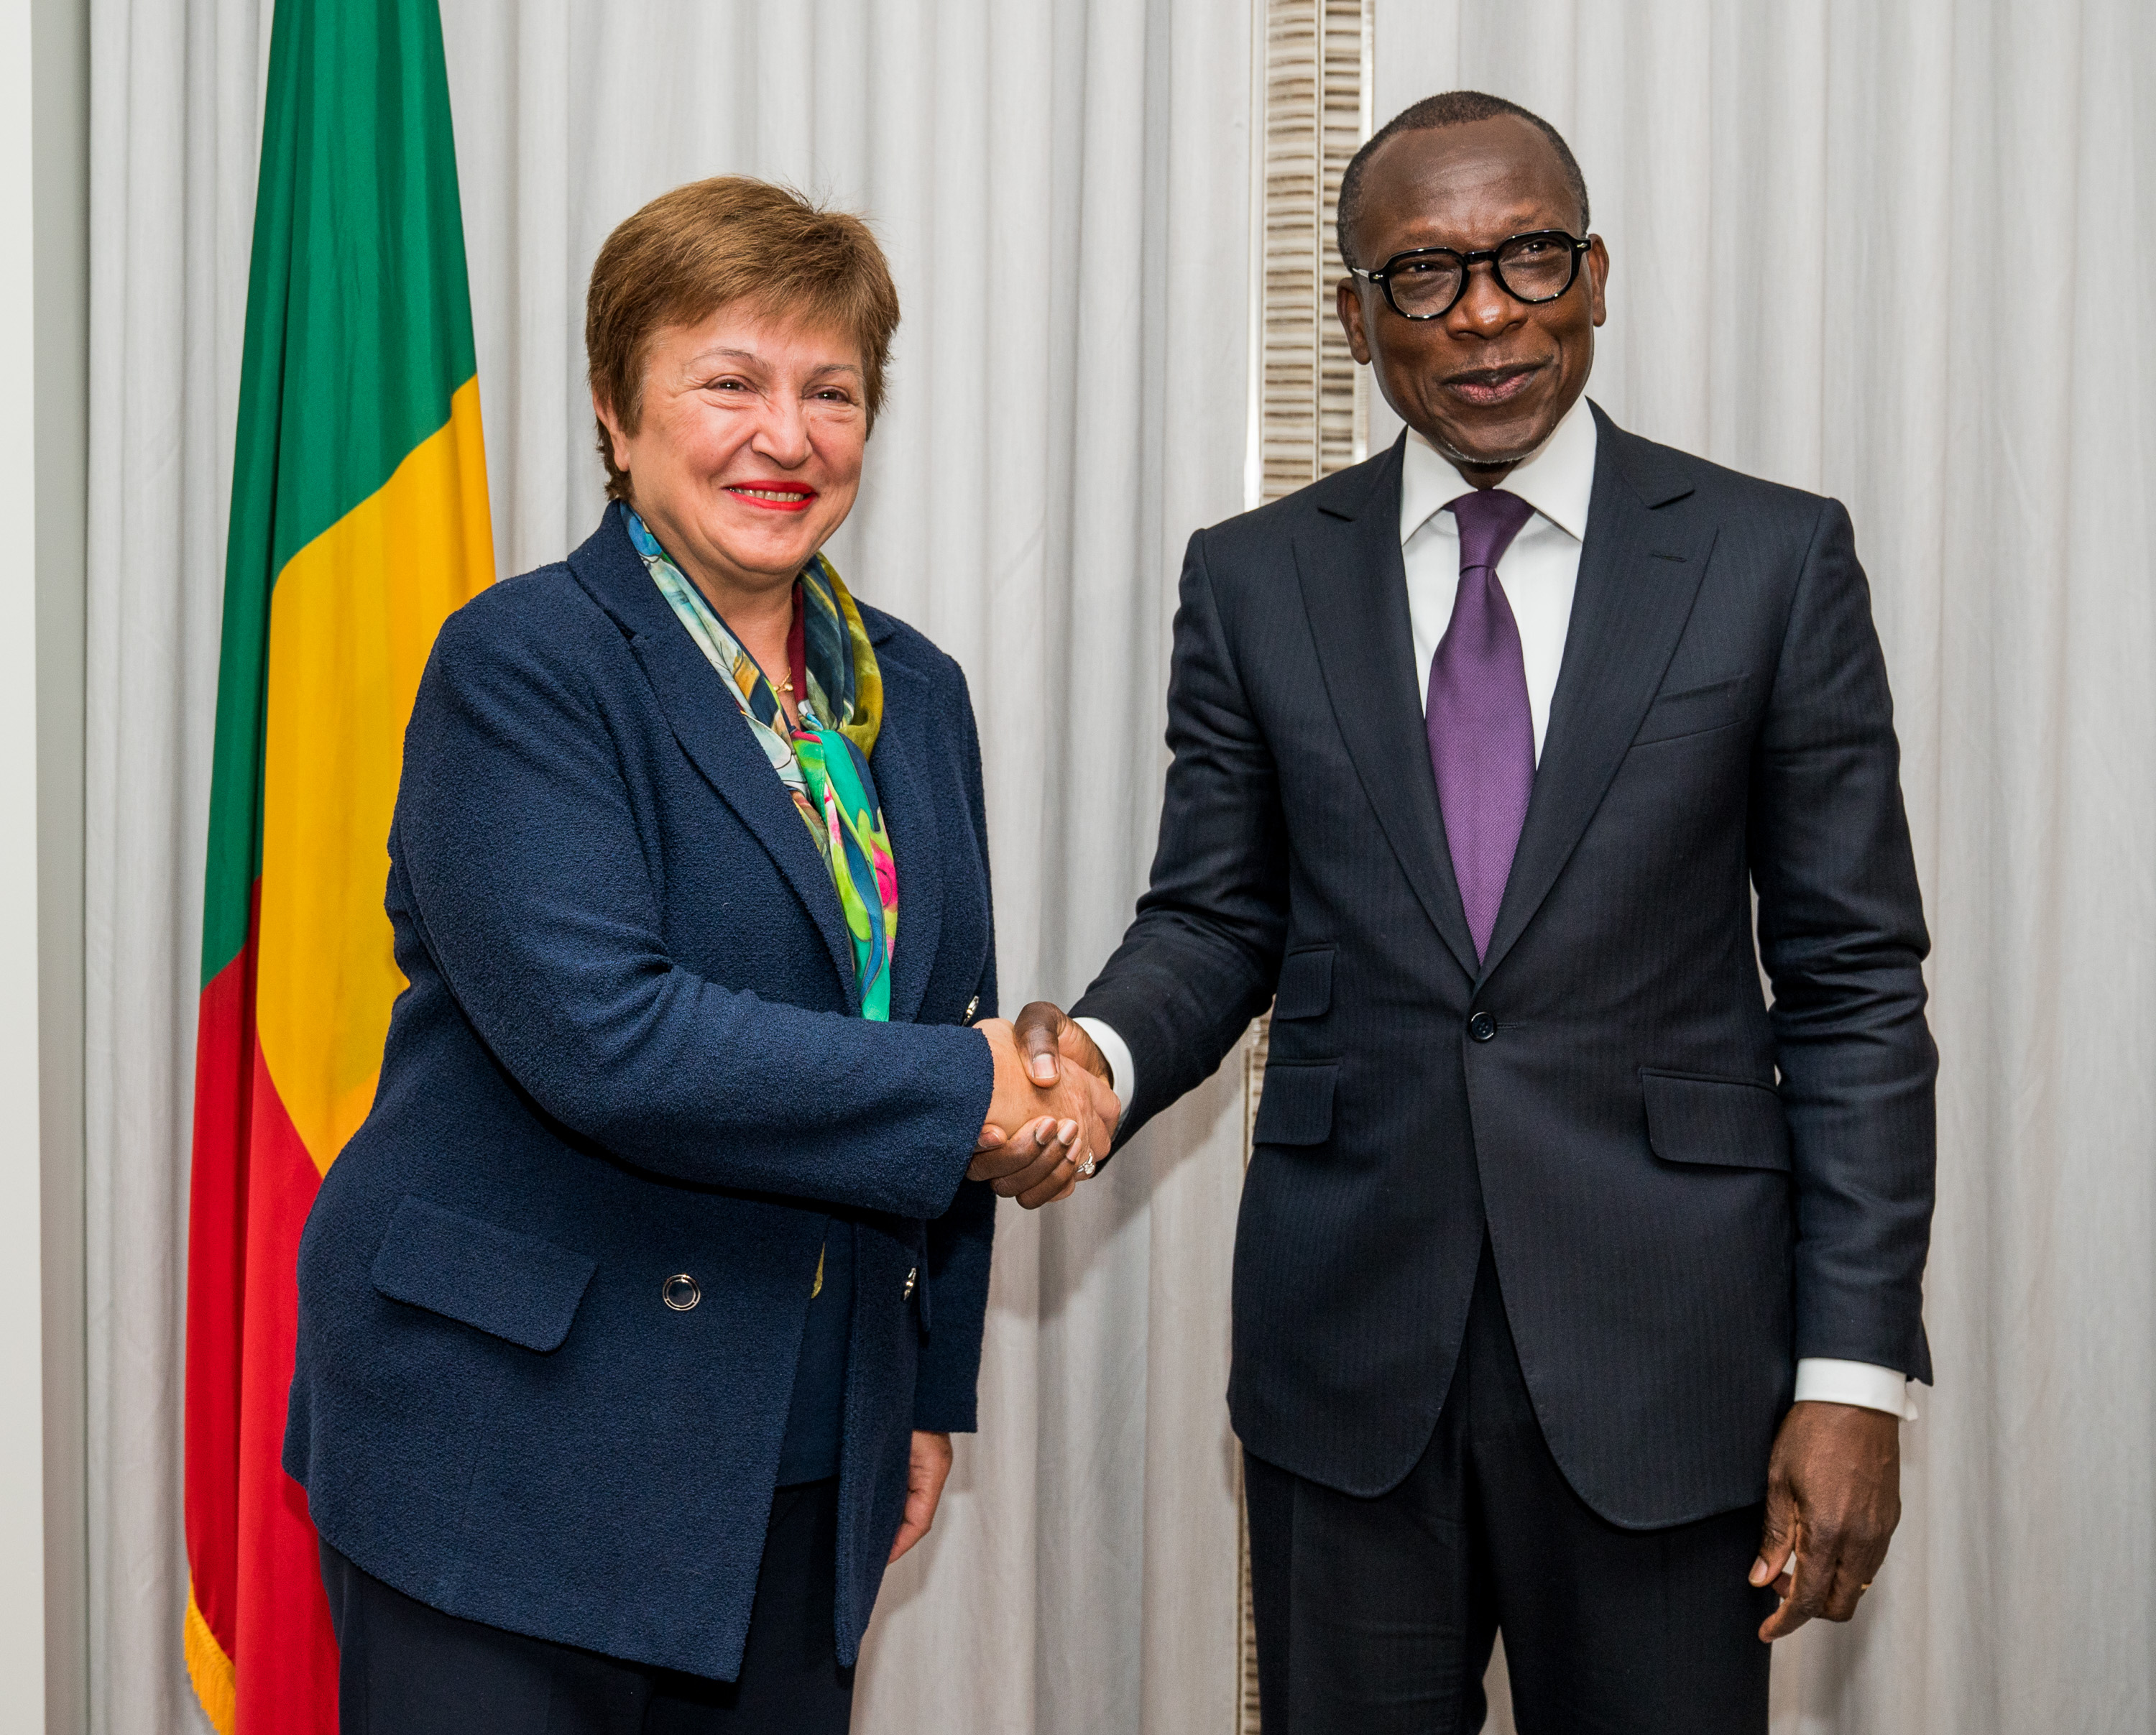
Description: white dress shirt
xmin=1400 ymin=390 xmax=1598 ymax=763
xmin=1077 ymin=397 xmax=1912 ymax=1419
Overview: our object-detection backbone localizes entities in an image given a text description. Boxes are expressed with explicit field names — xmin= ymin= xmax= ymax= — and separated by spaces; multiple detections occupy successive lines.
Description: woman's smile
xmin=726 ymin=481 xmax=819 ymax=512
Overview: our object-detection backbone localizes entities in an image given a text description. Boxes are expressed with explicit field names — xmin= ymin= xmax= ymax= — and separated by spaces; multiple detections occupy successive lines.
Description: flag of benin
xmin=182 ymin=1 xmax=492 ymax=1728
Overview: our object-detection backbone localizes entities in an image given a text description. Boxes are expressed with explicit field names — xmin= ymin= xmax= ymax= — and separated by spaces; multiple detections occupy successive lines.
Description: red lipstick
xmin=724 ymin=480 xmax=819 ymax=512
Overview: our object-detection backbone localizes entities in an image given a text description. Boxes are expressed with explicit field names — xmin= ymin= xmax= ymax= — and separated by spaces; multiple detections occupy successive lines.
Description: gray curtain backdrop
xmin=86 ymin=3 xmax=1252 ymax=1731
xmin=83 ymin=1 xmax=2153 ymax=1732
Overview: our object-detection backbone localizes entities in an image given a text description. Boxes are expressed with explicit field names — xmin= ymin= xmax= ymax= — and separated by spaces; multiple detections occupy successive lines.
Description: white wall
xmin=0 ymin=0 xmax=49 ymax=1712
xmin=0 ymin=0 xmax=90 ymax=1726
xmin=35 ymin=0 xmax=91 ymax=1716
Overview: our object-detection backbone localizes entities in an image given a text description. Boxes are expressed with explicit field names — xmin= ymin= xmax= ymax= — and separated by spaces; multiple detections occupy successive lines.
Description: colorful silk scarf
xmin=627 ymin=505 xmax=898 ymax=1021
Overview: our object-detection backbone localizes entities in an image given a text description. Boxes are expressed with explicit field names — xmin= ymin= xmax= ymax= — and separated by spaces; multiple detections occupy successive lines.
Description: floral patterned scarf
xmin=627 ymin=505 xmax=898 ymax=1021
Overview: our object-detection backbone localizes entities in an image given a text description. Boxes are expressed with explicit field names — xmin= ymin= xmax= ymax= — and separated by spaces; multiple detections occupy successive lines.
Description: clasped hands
xmin=968 ymin=1003 xmax=1117 ymax=1208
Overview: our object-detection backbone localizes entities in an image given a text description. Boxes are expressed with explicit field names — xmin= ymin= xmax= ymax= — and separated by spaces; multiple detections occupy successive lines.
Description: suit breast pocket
xmin=372 ymin=1195 xmax=598 ymax=1353
xmin=1631 ymin=675 xmax=1749 ymax=747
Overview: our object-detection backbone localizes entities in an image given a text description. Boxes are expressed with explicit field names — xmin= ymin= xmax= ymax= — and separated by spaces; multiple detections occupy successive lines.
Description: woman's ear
xmin=591 ymin=387 xmax=631 ymax=471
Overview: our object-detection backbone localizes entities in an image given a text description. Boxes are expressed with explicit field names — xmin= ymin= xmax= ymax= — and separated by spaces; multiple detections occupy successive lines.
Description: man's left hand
xmin=1752 ymin=1401 xmax=1902 ymax=1640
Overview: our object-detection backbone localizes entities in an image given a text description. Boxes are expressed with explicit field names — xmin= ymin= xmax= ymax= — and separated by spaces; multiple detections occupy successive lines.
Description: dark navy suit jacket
xmin=285 ymin=508 xmax=999 ymax=1680
xmin=1075 ymin=406 xmax=1937 ymax=1526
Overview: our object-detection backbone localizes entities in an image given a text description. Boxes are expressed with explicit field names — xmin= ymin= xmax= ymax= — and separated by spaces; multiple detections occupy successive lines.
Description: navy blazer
xmin=1075 ymin=406 xmax=1936 ymax=1525
xmin=285 ymin=507 xmax=999 ymax=1680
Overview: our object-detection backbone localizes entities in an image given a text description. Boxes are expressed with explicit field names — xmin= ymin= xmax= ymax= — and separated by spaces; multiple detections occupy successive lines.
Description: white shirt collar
xmin=1399 ymin=393 xmax=1600 ymax=548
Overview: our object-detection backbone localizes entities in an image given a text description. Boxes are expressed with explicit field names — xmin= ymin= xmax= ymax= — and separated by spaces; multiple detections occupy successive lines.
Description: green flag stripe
xmin=201 ymin=0 xmax=479 ymax=985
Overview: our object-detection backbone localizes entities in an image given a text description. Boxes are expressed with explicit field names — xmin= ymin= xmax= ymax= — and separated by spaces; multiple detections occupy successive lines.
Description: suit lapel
xmin=864 ymin=669 xmax=943 ymax=1026
xmin=1477 ymin=410 xmax=1715 ymax=983
xmin=568 ymin=512 xmax=860 ymax=1005
xmin=1294 ymin=441 xmax=1482 ymax=981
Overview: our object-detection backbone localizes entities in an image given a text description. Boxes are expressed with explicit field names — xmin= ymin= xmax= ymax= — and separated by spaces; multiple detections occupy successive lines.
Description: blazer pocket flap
xmin=1632 ymin=675 xmax=1748 ymax=745
xmin=1273 ymin=947 xmax=1335 ymax=1021
xmin=1252 ymin=1063 xmax=1337 ymax=1147
xmin=1641 ymin=1070 xmax=1791 ymax=1172
xmin=372 ymin=1195 xmax=598 ymax=1353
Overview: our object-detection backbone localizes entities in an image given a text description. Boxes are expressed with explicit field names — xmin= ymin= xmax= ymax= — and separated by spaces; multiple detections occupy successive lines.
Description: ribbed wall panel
xmin=1258 ymin=0 xmax=1370 ymax=505
xmin=1240 ymin=4 xmax=1370 ymax=1724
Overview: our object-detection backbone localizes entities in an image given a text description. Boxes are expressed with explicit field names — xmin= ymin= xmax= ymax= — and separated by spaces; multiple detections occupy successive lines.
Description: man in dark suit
xmin=1000 ymin=91 xmax=1935 ymax=1731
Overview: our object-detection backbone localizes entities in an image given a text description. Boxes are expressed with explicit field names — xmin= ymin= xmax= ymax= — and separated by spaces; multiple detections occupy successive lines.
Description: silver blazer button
xmin=661 ymin=1274 xmax=701 ymax=1311
xmin=963 ymin=995 xmax=980 ymax=1024
xmin=903 ymin=1266 xmax=918 ymax=1302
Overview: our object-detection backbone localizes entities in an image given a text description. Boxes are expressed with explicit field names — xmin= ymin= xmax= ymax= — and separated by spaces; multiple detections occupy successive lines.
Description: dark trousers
xmin=1244 ymin=1243 xmax=1774 ymax=1734
xmin=320 ymin=1479 xmax=853 ymax=1734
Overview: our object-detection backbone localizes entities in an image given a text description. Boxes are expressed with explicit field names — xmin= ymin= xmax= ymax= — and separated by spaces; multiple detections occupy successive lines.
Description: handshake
xmin=967 ymin=1003 xmax=1121 ymax=1209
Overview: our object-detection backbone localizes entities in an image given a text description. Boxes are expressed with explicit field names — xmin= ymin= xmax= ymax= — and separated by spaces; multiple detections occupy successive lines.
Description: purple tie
xmin=1427 ymin=489 xmax=1536 ymax=961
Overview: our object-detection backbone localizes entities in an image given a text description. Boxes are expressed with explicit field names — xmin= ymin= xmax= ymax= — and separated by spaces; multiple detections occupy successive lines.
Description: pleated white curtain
xmin=1370 ymin=4 xmax=2156 ymax=1732
xmin=84 ymin=1 xmax=2156 ymax=1732
xmin=86 ymin=0 xmax=272 ymax=1729
xmin=443 ymin=11 xmax=1260 ymax=1724
xmin=85 ymin=2 xmax=1252 ymax=1732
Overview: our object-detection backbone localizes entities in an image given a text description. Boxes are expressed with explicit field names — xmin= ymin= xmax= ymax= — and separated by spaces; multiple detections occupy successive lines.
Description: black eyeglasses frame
xmin=1349 ymin=231 xmax=1594 ymax=321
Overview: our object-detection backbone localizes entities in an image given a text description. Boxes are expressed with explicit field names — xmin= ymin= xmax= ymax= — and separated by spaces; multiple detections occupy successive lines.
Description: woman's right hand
xmin=968 ymin=1018 xmax=1121 ymax=1208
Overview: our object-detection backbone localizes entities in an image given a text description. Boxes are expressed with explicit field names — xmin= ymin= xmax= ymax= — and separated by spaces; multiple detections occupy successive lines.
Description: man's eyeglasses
xmin=1349 ymin=231 xmax=1593 ymax=321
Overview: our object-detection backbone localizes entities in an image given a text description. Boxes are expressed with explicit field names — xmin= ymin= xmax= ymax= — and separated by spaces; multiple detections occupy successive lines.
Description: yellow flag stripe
xmin=256 ymin=377 xmax=494 ymax=1174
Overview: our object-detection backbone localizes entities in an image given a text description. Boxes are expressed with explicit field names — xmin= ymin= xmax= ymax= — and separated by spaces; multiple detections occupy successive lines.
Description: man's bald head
xmin=1337 ymin=91 xmax=1589 ymax=269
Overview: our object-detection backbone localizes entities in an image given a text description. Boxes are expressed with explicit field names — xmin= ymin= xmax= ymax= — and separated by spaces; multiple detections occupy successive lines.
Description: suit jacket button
xmin=1468 ymin=1011 xmax=1497 ymax=1043
xmin=661 ymin=1274 xmax=701 ymax=1311
xmin=903 ymin=1266 xmax=918 ymax=1302
xmin=964 ymin=996 xmax=980 ymax=1024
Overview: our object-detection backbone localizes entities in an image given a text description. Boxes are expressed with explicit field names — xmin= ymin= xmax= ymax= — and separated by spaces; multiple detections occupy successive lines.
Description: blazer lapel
xmin=1294 ymin=441 xmax=1482 ymax=981
xmin=567 ymin=512 xmax=860 ymax=1005
xmin=1478 ymin=409 xmax=1715 ymax=983
xmin=861 ymin=656 xmax=943 ymax=1026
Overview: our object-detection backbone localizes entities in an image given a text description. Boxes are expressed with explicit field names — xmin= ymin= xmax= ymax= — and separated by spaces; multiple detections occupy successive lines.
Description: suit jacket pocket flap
xmin=1641 ymin=1070 xmax=1790 ymax=1172
xmin=372 ymin=1195 xmax=598 ymax=1353
xmin=1631 ymin=675 xmax=1748 ymax=745
xmin=1252 ymin=1063 xmax=1337 ymax=1147
xmin=1273 ymin=947 xmax=1335 ymax=1021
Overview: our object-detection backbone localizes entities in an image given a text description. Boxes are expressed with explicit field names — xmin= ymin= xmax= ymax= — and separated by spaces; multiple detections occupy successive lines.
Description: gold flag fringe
xmin=183 ymin=1580 xmax=237 ymax=1735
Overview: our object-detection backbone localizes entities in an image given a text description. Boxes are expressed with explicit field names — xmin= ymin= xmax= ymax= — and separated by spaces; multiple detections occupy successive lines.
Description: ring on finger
xmin=1077 ymin=1151 xmax=1097 ymax=1178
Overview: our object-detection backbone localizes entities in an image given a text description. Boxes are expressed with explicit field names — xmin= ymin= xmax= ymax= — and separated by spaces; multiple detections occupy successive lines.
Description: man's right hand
xmin=968 ymin=1016 xmax=1120 ymax=1208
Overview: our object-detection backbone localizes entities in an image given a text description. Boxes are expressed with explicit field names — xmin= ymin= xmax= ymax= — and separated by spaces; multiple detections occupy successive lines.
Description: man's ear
xmin=1586 ymin=235 xmax=1610 ymax=328
xmin=1337 ymin=278 xmax=1372 ymax=365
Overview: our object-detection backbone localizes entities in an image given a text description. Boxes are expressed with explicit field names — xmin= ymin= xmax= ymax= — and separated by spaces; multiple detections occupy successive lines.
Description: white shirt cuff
xmin=1793 ymin=1357 xmax=1917 ymax=1421
xmin=1071 ymin=1016 xmax=1135 ymax=1105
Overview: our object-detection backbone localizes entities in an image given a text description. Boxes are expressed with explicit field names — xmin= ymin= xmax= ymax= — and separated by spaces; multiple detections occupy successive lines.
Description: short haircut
xmin=585 ymin=176 xmax=900 ymax=501
xmin=1336 ymin=91 xmax=1590 ymax=270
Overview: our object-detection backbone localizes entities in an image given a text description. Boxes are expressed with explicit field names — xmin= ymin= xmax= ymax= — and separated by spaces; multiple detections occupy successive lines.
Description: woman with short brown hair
xmin=285 ymin=176 xmax=1117 ymax=1733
